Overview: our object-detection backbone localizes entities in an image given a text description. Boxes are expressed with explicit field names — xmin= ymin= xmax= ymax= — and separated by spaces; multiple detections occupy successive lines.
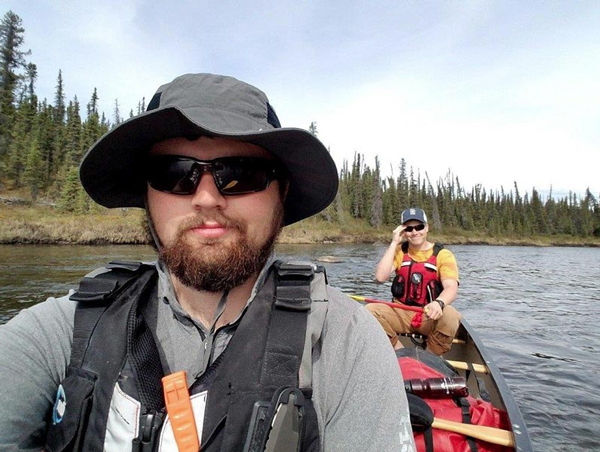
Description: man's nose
xmin=190 ymin=172 xmax=227 ymax=209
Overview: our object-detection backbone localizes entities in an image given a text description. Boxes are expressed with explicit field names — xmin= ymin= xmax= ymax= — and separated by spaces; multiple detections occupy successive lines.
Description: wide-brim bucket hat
xmin=79 ymin=73 xmax=339 ymax=226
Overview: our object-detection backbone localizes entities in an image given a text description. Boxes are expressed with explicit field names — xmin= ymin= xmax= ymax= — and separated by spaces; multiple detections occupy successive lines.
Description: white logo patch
xmin=52 ymin=384 xmax=67 ymax=424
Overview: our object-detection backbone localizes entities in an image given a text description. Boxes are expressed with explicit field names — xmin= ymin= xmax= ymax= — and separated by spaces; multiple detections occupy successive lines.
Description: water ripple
xmin=2 ymin=243 xmax=600 ymax=452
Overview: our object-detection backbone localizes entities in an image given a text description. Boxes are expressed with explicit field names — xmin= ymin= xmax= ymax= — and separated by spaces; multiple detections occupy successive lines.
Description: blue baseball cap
xmin=401 ymin=208 xmax=428 ymax=224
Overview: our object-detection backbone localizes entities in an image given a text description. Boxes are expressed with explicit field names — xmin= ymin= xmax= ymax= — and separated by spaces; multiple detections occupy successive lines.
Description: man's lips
xmin=188 ymin=222 xmax=229 ymax=239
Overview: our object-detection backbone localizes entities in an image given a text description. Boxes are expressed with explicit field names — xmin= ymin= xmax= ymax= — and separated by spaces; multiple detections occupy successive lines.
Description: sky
xmin=4 ymin=0 xmax=600 ymax=199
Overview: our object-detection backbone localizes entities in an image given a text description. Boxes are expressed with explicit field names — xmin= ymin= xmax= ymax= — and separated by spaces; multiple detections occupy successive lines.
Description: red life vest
xmin=392 ymin=242 xmax=443 ymax=306
xmin=399 ymin=352 xmax=512 ymax=452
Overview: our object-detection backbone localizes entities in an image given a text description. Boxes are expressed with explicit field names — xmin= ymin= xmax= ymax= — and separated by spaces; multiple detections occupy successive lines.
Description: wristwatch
xmin=435 ymin=299 xmax=445 ymax=310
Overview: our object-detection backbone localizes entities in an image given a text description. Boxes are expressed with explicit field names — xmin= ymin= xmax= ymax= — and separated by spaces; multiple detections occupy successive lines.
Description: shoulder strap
xmin=240 ymin=261 xmax=326 ymax=452
xmin=69 ymin=261 xmax=155 ymax=368
xmin=401 ymin=241 xmax=409 ymax=253
xmin=276 ymin=261 xmax=330 ymax=389
xmin=70 ymin=260 xmax=152 ymax=303
xmin=401 ymin=242 xmax=443 ymax=257
xmin=260 ymin=261 xmax=314 ymax=387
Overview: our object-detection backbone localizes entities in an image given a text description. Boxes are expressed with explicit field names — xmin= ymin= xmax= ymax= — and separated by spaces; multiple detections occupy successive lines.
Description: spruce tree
xmin=382 ymin=177 xmax=397 ymax=226
xmin=369 ymin=156 xmax=383 ymax=228
xmin=63 ymin=97 xmax=82 ymax=166
xmin=54 ymin=70 xmax=65 ymax=124
xmin=87 ymin=88 xmax=98 ymax=117
xmin=22 ymin=138 xmax=44 ymax=199
xmin=425 ymin=172 xmax=442 ymax=230
xmin=57 ymin=166 xmax=80 ymax=212
xmin=137 ymin=97 xmax=146 ymax=115
xmin=37 ymin=101 xmax=56 ymax=184
xmin=21 ymin=62 xmax=37 ymax=105
xmin=113 ymin=98 xmax=121 ymax=125
xmin=0 ymin=10 xmax=31 ymax=159
xmin=530 ymin=188 xmax=549 ymax=234
xmin=349 ymin=152 xmax=363 ymax=218
xmin=5 ymin=99 xmax=35 ymax=187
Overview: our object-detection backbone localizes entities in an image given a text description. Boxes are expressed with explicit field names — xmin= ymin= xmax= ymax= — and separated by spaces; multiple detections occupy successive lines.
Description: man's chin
xmin=161 ymin=236 xmax=273 ymax=293
xmin=157 ymin=203 xmax=283 ymax=293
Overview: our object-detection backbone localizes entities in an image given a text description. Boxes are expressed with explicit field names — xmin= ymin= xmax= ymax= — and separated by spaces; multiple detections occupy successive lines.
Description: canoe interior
xmin=397 ymin=318 xmax=534 ymax=452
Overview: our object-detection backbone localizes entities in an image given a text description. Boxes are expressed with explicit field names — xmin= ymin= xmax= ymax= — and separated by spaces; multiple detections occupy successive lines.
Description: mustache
xmin=176 ymin=213 xmax=246 ymax=235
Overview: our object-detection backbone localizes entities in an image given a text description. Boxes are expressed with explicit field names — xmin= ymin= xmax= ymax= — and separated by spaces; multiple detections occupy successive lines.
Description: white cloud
xmin=316 ymin=77 xmax=598 ymax=196
xmin=3 ymin=0 xmax=599 ymax=196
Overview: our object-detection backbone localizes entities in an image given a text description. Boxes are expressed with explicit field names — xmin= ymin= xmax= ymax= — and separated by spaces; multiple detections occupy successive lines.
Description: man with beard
xmin=0 ymin=74 xmax=415 ymax=452
xmin=369 ymin=207 xmax=460 ymax=356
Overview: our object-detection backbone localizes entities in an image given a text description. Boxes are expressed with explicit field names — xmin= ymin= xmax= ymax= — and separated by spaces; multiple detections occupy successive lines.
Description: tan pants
xmin=366 ymin=302 xmax=461 ymax=355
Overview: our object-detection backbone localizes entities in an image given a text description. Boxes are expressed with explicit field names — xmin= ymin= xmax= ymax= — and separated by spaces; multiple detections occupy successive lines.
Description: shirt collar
xmin=155 ymin=254 xmax=276 ymax=324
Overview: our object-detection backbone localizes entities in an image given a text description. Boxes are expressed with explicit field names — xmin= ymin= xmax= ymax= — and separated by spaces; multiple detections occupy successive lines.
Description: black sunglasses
xmin=404 ymin=224 xmax=426 ymax=233
xmin=146 ymin=155 xmax=282 ymax=196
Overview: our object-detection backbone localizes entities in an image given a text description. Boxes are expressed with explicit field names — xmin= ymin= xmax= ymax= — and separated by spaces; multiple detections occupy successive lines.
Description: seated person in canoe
xmin=368 ymin=207 xmax=461 ymax=355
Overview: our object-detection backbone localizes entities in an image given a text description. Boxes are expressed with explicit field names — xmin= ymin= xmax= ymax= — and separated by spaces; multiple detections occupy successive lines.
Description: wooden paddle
xmin=445 ymin=360 xmax=489 ymax=374
xmin=407 ymin=393 xmax=515 ymax=447
xmin=349 ymin=295 xmax=424 ymax=313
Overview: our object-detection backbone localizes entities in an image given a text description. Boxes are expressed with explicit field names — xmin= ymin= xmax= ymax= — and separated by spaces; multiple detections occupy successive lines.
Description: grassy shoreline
xmin=2 ymin=204 xmax=600 ymax=247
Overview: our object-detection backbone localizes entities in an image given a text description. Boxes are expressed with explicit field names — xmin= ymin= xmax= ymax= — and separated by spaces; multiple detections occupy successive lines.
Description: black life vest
xmin=391 ymin=242 xmax=444 ymax=306
xmin=45 ymin=260 xmax=326 ymax=452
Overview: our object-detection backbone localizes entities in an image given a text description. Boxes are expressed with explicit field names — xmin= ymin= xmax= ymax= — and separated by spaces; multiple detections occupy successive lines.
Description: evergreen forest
xmin=1 ymin=10 xmax=600 ymax=240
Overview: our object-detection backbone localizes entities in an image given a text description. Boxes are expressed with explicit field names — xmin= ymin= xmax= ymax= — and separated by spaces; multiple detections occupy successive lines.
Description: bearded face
xmin=145 ymin=136 xmax=287 ymax=293
xmin=148 ymin=200 xmax=283 ymax=292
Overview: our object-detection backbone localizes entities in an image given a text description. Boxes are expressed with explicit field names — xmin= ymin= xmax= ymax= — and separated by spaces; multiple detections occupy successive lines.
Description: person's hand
xmin=424 ymin=301 xmax=443 ymax=320
xmin=392 ymin=225 xmax=405 ymax=245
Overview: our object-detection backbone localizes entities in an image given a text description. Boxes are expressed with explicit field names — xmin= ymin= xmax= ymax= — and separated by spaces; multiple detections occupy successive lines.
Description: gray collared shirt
xmin=148 ymin=256 xmax=275 ymax=385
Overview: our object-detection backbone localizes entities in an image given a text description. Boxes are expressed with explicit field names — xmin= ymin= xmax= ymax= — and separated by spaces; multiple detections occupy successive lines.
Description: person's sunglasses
xmin=404 ymin=224 xmax=426 ymax=233
xmin=146 ymin=155 xmax=282 ymax=196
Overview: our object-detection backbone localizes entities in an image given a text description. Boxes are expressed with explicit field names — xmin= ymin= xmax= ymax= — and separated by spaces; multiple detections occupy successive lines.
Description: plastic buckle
xmin=277 ymin=262 xmax=315 ymax=280
xmin=275 ymin=262 xmax=314 ymax=312
xmin=69 ymin=277 xmax=119 ymax=303
xmin=263 ymin=388 xmax=306 ymax=451
xmin=132 ymin=411 xmax=163 ymax=452
xmin=243 ymin=401 xmax=272 ymax=452
xmin=243 ymin=388 xmax=306 ymax=452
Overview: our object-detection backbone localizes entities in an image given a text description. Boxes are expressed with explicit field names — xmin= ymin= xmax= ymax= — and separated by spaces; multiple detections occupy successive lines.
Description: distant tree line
xmin=318 ymin=149 xmax=600 ymax=237
xmin=2 ymin=10 xmax=599 ymax=238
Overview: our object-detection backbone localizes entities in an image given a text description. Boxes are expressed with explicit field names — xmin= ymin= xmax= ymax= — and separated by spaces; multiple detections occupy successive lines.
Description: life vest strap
xmin=69 ymin=261 xmax=153 ymax=366
xmin=70 ymin=261 xmax=149 ymax=303
xmin=459 ymin=397 xmax=479 ymax=452
xmin=241 ymin=261 xmax=316 ymax=451
xmin=275 ymin=261 xmax=315 ymax=311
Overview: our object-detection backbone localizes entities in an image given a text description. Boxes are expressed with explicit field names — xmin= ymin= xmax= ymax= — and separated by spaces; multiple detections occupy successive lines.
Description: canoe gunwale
xmin=451 ymin=318 xmax=533 ymax=452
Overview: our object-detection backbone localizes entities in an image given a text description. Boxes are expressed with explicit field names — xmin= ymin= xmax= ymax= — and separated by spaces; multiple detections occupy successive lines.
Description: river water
xmin=1 ymin=243 xmax=599 ymax=451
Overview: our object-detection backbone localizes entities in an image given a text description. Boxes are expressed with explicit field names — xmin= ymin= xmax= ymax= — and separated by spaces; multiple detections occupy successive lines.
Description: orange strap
xmin=162 ymin=371 xmax=200 ymax=452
